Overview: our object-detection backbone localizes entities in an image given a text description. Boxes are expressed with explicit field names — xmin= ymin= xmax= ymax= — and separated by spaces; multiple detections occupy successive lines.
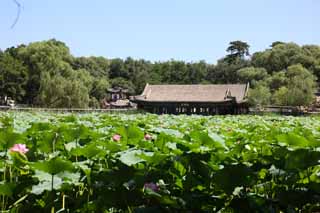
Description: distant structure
xmin=107 ymin=87 xmax=129 ymax=102
xmin=131 ymin=84 xmax=249 ymax=115
xmin=0 ymin=96 xmax=15 ymax=108
xmin=101 ymin=87 xmax=131 ymax=108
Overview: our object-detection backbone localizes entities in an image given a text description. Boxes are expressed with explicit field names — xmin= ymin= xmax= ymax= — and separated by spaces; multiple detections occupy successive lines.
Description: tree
xmin=273 ymin=87 xmax=289 ymax=105
xmin=109 ymin=58 xmax=127 ymax=79
xmin=124 ymin=58 xmax=152 ymax=93
xmin=110 ymin=77 xmax=135 ymax=94
xmin=237 ymin=67 xmax=269 ymax=87
xmin=271 ymin=64 xmax=316 ymax=106
xmin=266 ymin=71 xmax=287 ymax=92
xmin=248 ymin=84 xmax=271 ymax=106
xmin=90 ymin=78 xmax=110 ymax=100
xmin=212 ymin=59 xmax=249 ymax=83
xmin=270 ymin=41 xmax=285 ymax=48
xmin=225 ymin=40 xmax=250 ymax=63
xmin=185 ymin=61 xmax=208 ymax=84
xmin=72 ymin=56 xmax=110 ymax=78
xmin=251 ymin=43 xmax=314 ymax=74
xmin=0 ymin=53 xmax=28 ymax=101
xmin=38 ymin=72 xmax=90 ymax=108
xmin=16 ymin=39 xmax=74 ymax=104
xmin=285 ymin=64 xmax=316 ymax=106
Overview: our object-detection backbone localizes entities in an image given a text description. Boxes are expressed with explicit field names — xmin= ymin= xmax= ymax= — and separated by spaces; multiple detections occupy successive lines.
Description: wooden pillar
xmin=187 ymin=106 xmax=191 ymax=115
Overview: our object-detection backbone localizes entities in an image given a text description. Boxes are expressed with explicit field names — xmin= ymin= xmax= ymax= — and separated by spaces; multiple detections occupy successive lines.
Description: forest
xmin=0 ymin=39 xmax=319 ymax=108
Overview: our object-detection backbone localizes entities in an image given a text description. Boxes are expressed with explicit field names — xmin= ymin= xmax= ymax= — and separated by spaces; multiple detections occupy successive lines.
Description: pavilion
xmin=130 ymin=83 xmax=249 ymax=115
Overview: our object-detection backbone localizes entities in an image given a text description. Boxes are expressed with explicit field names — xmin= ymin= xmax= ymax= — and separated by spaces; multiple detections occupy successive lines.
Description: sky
xmin=0 ymin=0 xmax=319 ymax=63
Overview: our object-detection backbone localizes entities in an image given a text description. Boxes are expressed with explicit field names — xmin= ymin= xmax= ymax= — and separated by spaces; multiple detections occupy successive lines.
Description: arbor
xmin=237 ymin=67 xmax=269 ymax=87
xmin=16 ymin=39 xmax=74 ymax=104
xmin=248 ymin=84 xmax=271 ymax=106
xmin=251 ymin=43 xmax=312 ymax=73
xmin=266 ymin=71 xmax=287 ymax=92
xmin=110 ymin=77 xmax=135 ymax=94
xmin=225 ymin=40 xmax=250 ymax=63
xmin=271 ymin=64 xmax=316 ymax=106
xmin=270 ymin=41 xmax=285 ymax=48
xmin=124 ymin=58 xmax=152 ymax=93
xmin=90 ymin=78 xmax=110 ymax=100
xmin=273 ymin=87 xmax=289 ymax=105
xmin=109 ymin=58 xmax=127 ymax=79
xmin=11 ymin=39 xmax=96 ymax=108
xmin=212 ymin=58 xmax=249 ymax=83
xmin=72 ymin=56 xmax=110 ymax=78
xmin=185 ymin=61 xmax=208 ymax=84
xmin=0 ymin=53 xmax=28 ymax=101
xmin=38 ymin=72 xmax=90 ymax=108
xmin=285 ymin=64 xmax=316 ymax=106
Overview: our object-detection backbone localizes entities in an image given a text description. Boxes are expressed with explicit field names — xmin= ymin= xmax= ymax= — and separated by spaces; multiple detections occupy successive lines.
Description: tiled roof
xmin=132 ymin=84 xmax=249 ymax=103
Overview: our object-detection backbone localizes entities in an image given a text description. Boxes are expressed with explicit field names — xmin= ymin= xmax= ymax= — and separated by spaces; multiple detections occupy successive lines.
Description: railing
xmin=0 ymin=106 xmax=138 ymax=114
xmin=249 ymin=106 xmax=308 ymax=115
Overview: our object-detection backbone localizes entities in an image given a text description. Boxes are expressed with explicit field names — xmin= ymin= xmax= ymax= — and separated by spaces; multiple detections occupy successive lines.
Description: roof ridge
xmin=133 ymin=83 xmax=248 ymax=103
xmin=148 ymin=84 xmax=247 ymax=86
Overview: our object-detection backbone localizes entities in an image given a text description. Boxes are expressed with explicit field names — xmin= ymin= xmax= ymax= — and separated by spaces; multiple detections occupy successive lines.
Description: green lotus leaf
xmin=117 ymin=149 xmax=152 ymax=166
xmin=32 ymin=157 xmax=75 ymax=175
xmin=0 ymin=182 xmax=15 ymax=196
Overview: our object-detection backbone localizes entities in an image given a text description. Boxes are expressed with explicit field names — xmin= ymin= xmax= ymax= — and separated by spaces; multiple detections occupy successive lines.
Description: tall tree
xmin=38 ymin=72 xmax=90 ymax=108
xmin=272 ymin=64 xmax=316 ymax=106
xmin=248 ymin=85 xmax=271 ymax=106
xmin=225 ymin=40 xmax=250 ymax=63
xmin=0 ymin=53 xmax=28 ymax=101
xmin=237 ymin=67 xmax=269 ymax=87
xmin=285 ymin=64 xmax=316 ymax=106
xmin=16 ymin=39 xmax=74 ymax=104
xmin=270 ymin=41 xmax=285 ymax=48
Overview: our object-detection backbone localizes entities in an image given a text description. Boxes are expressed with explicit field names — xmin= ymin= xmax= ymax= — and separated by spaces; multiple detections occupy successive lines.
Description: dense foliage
xmin=0 ymin=40 xmax=319 ymax=107
xmin=0 ymin=112 xmax=319 ymax=212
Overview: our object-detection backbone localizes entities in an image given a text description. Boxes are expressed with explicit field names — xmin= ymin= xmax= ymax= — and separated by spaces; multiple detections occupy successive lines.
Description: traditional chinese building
xmin=104 ymin=87 xmax=131 ymax=108
xmin=107 ymin=87 xmax=129 ymax=102
xmin=130 ymin=84 xmax=249 ymax=115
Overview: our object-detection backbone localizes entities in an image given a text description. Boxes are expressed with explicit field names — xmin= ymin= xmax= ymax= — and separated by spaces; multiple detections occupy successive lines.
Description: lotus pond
xmin=0 ymin=112 xmax=319 ymax=212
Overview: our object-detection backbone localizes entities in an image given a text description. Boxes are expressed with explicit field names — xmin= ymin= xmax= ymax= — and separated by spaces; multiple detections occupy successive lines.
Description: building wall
xmin=137 ymin=102 xmax=248 ymax=115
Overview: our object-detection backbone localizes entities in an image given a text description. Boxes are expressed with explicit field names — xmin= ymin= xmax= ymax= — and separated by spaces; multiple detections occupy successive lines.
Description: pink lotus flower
xmin=112 ymin=134 xmax=121 ymax=142
xmin=10 ymin=144 xmax=29 ymax=154
xmin=144 ymin=134 xmax=152 ymax=141
xmin=144 ymin=182 xmax=159 ymax=192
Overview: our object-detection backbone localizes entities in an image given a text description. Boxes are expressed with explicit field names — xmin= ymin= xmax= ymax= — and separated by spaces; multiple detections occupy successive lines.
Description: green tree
xmin=251 ymin=42 xmax=320 ymax=75
xmin=237 ymin=67 xmax=269 ymax=87
xmin=0 ymin=53 xmax=28 ymax=101
xmin=285 ymin=64 xmax=316 ymax=106
xmin=185 ymin=61 xmax=208 ymax=84
xmin=111 ymin=77 xmax=135 ymax=94
xmin=72 ymin=56 xmax=110 ymax=78
xmin=266 ymin=71 xmax=287 ymax=91
xmin=271 ymin=64 xmax=316 ymax=106
xmin=248 ymin=84 xmax=271 ymax=106
xmin=16 ymin=39 xmax=74 ymax=104
xmin=90 ymin=78 xmax=110 ymax=100
xmin=225 ymin=40 xmax=250 ymax=63
xmin=38 ymin=72 xmax=90 ymax=108
xmin=109 ymin=58 xmax=127 ymax=79
xmin=212 ymin=59 xmax=249 ymax=83
xmin=273 ymin=86 xmax=289 ymax=105
xmin=270 ymin=41 xmax=285 ymax=48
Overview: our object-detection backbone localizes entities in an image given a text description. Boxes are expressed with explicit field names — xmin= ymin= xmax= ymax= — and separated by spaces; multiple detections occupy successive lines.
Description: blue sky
xmin=0 ymin=0 xmax=319 ymax=63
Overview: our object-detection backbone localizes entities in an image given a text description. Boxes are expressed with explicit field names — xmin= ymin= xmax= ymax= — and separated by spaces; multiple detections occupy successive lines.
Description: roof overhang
xmin=130 ymin=97 xmax=244 ymax=104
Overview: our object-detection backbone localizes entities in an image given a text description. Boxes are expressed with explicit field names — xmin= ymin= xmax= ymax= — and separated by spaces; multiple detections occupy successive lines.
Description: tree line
xmin=0 ymin=39 xmax=319 ymax=108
